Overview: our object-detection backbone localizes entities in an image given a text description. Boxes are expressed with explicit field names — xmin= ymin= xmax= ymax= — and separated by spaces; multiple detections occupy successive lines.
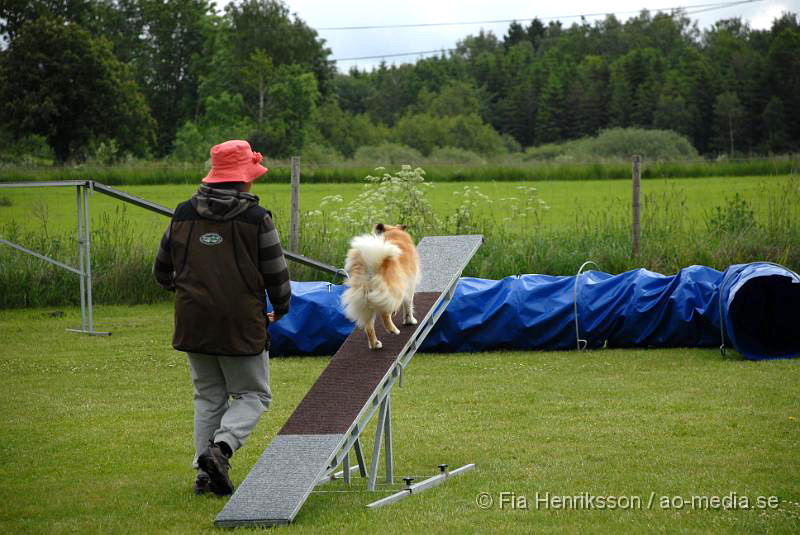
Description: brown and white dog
xmin=341 ymin=223 xmax=421 ymax=350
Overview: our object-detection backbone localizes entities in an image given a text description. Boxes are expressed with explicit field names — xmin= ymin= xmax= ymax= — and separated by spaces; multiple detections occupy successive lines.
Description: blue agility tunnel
xmin=422 ymin=267 xmax=723 ymax=352
xmin=266 ymin=262 xmax=800 ymax=360
xmin=267 ymin=281 xmax=352 ymax=356
xmin=719 ymin=263 xmax=800 ymax=360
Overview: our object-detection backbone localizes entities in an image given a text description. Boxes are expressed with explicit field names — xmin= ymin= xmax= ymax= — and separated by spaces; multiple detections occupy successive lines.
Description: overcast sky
xmin=278 ymin=0 xmax=797 ymax=71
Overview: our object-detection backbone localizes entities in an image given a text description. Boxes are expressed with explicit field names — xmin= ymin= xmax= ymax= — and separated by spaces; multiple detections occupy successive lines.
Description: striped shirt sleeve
xmin=259 ymin=213 xmax=291 ymax=315
xmin=153 ymin=222 xmax=175 ymax=291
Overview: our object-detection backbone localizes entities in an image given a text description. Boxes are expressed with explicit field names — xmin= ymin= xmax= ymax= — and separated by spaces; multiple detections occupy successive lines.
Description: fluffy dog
xmin=341 ymin=223 xmax=421 ymax=350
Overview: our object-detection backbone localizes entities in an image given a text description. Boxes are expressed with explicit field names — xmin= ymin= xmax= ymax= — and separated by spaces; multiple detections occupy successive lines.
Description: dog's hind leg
xmin=402 ymin=296 xmax=417 ymax=325
xmin=381 ymin=311 xmax=401 ymax=335
xmin=365 ymin=315 xmax=382 ymax=350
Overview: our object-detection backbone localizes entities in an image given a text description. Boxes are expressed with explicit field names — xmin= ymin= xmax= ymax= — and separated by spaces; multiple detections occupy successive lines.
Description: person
xmin=153 ymin=139 xmax=291 ymax=496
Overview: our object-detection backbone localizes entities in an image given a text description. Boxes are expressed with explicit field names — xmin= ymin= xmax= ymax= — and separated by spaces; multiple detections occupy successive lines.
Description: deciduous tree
xmin=0 ymin=15 xmax=154 ymax=162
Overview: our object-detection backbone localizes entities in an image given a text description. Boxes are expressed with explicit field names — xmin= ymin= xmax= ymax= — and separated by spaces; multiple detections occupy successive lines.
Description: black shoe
xmin=193 ymin=470 xmax=211 ymax=495
xmin=198 ymin=441 xmax=234 ymax=496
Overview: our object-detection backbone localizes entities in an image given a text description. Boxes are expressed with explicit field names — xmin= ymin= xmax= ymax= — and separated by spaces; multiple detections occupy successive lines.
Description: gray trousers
xmin=187 ymin=350 xmax=271 ymax=467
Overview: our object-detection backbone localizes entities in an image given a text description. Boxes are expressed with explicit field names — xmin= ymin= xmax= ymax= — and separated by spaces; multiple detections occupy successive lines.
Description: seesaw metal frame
xmin=306 ymin=239 xmax=482 ymax=511
xmin=366 ymin=463 xmax=476 ymax=508
xmin=321 ymin=281 xmax=458 ymax=494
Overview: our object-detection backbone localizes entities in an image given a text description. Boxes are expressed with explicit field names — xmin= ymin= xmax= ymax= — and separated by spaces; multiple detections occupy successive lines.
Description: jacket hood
xmin=190 ymin=185 xmax=260 ymax=221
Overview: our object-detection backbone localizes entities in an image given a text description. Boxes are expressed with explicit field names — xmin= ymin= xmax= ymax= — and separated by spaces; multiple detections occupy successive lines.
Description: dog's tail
xmin=345 ymin=234 xmax=401 ymax=274
xmin=342 ymin=234 xmax=403 ymax=327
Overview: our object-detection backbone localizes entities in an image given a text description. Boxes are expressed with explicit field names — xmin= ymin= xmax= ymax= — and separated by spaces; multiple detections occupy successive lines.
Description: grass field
xmin=0 ymin=304 xmax=798 ymax=533
xmin=1 ymin=173 xmax=798 ymax=307
xmin=0 ymin=175 xmax=794 ymax=245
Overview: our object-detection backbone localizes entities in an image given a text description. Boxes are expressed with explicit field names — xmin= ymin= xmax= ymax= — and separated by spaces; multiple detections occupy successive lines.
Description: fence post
xmin=632 ymin=155 xmax=641 ymax=258
xmin=290 ymin=156 xmax=300 ymax=252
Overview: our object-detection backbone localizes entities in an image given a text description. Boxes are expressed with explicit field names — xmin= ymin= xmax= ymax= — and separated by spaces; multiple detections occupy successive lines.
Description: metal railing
xmin=0 ymin=180 xmax=347 ymax=334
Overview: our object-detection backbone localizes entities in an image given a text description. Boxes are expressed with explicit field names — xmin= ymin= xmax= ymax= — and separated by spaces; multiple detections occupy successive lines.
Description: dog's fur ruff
xmin=341 ymin=223 xmax=421 ymax=350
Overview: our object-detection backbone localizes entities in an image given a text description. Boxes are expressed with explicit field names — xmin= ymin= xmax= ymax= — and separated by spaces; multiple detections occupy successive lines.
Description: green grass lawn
xmin=0 ymin=304 xmax=798 ymax=533
xmin=0 ymin=175 xmax=794 ymax=245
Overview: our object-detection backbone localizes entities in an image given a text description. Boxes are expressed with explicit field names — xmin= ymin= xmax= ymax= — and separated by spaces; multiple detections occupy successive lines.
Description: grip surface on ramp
xmin=215 ymin=434 xmax=343 ymax=527
xmin=279 ymin=292 xmax=440 ymax=435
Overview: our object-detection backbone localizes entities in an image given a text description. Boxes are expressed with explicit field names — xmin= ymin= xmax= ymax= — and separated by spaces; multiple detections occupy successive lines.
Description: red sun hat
xmin=202 ymin=140 xmax=268 ymax=184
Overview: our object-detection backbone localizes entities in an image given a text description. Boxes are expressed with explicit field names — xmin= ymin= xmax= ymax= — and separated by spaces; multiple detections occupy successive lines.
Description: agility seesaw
xmin=214 ymin=234 xmax=483 ymax=528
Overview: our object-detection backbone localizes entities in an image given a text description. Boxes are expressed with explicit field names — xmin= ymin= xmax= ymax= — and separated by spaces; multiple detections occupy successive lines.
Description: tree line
xmin=0 ymin=1 xmax=798 ymax=163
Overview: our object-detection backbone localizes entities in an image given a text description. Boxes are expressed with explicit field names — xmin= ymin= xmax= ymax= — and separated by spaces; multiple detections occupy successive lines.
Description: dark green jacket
xmin=153 ymin=186 xmax=291 ymax=355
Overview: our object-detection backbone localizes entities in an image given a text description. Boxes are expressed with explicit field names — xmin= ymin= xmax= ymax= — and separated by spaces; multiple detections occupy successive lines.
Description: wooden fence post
xmin=632 ymin=155 xmax=641 ymax=258
xmin=290 ymin=156 xmax=300 ymax=252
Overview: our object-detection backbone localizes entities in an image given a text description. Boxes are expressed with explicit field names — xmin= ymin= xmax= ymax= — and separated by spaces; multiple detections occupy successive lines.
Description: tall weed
xmin=705 ymin=193 xmax=757 ymax=235
xmin=0 ymin=206 xmax=164 ymax=308
xmin=2 ymin=155 xmax=798 ymax=184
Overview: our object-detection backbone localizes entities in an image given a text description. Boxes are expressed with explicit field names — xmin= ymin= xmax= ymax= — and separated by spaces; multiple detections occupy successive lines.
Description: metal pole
xmin=76 ymin=185 xmax=87 ymax=332
xmin=315 ymin=464 xmax=360 ymax=486
xmin=290 ymin=156 xmax=300 ymax=252
xmin=343 ymin=451 xmax=350 ymax=484
xmin=353 ymin=438 xmax=368 ymax=477
xmin=366 ymin=464 xmax=476 ymax=509
xmin=384 ymin=393 xmax=393 ymax=484
xmin=573 ymin=260 xmax=599 ymax=351
xmin=632 ymin=155 xmax=641 ymax=258
xmin=367 ymin=398 xmax=388 ymax=491
xmin=0 ymin=239 xmax=83 ymax=275
xmin=82 ymin=185 xmax=94 ymax=334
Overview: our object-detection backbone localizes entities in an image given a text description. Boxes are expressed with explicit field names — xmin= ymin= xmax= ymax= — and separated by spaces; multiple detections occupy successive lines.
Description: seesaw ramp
xmin=215 ymin=235 xmax=482 ymax=528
